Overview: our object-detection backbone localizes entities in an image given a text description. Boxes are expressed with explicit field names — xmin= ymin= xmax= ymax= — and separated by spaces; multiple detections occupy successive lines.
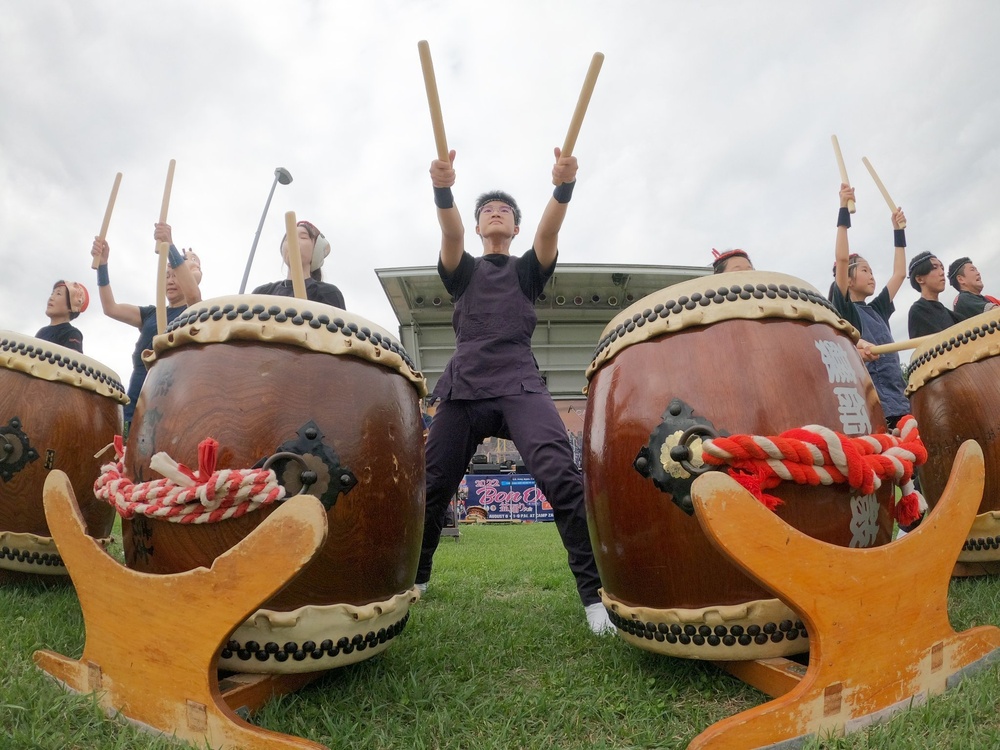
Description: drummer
xmin=252 ymin=220 xmax=345 ymax=308
xmin=36 ymin=280 xmax=89 ymax=353
xmin=711 ymin=248 xmax=754 ymax=273
xmin=907 ymin=251 xmax=962 ymax=338
xmin=827 ymin=183 xmax=909 ymax=428
xmin=948 ymin=257 xmax=1000 ymax=320
xmin=416 ymin=147 xmax=613 ymax=636
xmin=91 ymin=223 xmax=202 ymax=431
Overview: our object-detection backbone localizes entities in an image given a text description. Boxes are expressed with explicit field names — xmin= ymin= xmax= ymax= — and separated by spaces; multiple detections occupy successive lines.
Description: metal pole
xmin=239 ymin=167 xmax=292 ymax=294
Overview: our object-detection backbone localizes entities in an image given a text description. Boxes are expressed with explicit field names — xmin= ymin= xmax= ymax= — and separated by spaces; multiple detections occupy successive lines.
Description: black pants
xmin=417 ymin=392 xmax=602 ymax=605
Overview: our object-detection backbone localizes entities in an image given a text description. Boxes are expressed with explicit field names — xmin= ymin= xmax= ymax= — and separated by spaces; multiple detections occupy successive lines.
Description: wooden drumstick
xmin=868 ymin=334 xmax=933 ymax=355
xmin=862 ymin=157 xmax=906 ymax=229
xmin=555 ymin=52 xmax=605 ymax=185
xmin=155 ymin=159 xmax=177 ymax=335
xmin=284 ymin=211 xmax=307 ymax=300
xmin=417 ymin=40 xmax=450 ymax=161
xmin=831 ymin=135 xmax=856 ymax=213
xmin=91 ymin=172 xmax=122 ymax=270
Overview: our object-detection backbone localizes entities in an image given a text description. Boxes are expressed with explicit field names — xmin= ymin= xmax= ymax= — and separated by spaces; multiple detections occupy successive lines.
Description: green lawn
xmin=2 ymin=523 xmax=1000 ymax=749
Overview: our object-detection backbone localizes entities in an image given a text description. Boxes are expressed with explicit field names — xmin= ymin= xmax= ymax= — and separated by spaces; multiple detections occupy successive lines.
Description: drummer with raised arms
xmin=907 ymin=251 xmax=962 ymax=338
xmin=827 ymin=183 xmax=909 ymax=429
xmin=91 ymin=223 xmax=202 ymax=431
xmin=36 ymin=280 xmax=89 ymax=353
xmin=252 ymin=220 xmax=345 ymax=308
xmin=416 ymin=147 xmax=612 ymax=635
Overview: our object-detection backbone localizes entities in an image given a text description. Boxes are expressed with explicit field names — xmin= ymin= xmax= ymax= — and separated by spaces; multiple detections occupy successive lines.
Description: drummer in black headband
xmin=907 ymin=251 xmax=962 ymax=338
xmin=416 ymin=146 xmax=612 ymax=635
xmin=948 ymin=257 xmax=1000 ymax=321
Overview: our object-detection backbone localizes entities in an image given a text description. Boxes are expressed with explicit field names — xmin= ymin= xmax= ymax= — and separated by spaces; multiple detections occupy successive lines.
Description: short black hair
xmin=474 ymin=190 xmax=521 ymax=226
xmin=908 ymin=251 xmax=937 ymax=292
xmin=947 ymin=256 xmax=972 ymax=290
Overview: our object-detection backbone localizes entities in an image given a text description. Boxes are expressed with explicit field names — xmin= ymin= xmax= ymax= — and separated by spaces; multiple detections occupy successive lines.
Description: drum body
xmin=120 ymin=296 xmax=426 ymax=672
xmin=584 ymin=273 xmax=893 ymax=659
xmin=907 ymin=310 xmax=1000 ymax=565
xmin=0 ymin=332 xmax=125 ymax=579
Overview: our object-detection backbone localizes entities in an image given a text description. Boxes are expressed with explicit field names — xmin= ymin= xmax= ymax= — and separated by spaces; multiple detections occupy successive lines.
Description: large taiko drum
xmin=0 ymin=331 xmax=126 ymax=579
xmin=906 ymin=308 xmax=1000 ymax=567
xmin=584 ymin=272 xmax=895 ymax=660
xmin=120 ymin=296 xmax=427 ymax=673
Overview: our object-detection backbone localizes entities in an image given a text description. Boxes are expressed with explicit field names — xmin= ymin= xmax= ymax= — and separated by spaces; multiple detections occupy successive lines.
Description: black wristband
xmin=433 ymin=186 xmax=454 ymax=210
xmin=167 ymin=244 xmax=185 ymax=269
xmin=837 ymin=206 xmax=851 ymax=228
xmin=96 ymin=264 xmax=109 ymax=287
xmin=553 ymin=180 xmax=576 ymax=204
xmin=894 ymin=228 xmax=906 ymax=247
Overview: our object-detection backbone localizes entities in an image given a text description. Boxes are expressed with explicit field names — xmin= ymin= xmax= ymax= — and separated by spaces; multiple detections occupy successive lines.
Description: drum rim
xmin=586 ymin=272 xmax=858 ymax=381
xmin=143 ymin=295 xmax=427 ymax=395
xmin=0 ymin=330 xmax=128 ymax=403
xmin=905 ymin=308 xmax=1000 ymax=393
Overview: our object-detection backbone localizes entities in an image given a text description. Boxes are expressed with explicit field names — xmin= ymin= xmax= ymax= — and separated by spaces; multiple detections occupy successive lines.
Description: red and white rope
xmin=94 ymin=436 xmax=286 ymax=524
xmin=699 ymin=415 xmax=927 ymax=526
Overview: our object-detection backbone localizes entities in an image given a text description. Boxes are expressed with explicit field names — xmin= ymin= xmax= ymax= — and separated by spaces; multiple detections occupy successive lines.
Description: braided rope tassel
xmin=94 ymin=437 xmax=287 ymax=524
xmin=700 ymin=415 xmax=928 ymax=525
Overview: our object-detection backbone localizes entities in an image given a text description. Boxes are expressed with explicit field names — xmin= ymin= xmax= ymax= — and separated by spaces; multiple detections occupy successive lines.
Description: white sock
xmin=416 ymin=582 xmax=428 ymax=594
xmin=585 ymin=602 xmax=616 ymax=636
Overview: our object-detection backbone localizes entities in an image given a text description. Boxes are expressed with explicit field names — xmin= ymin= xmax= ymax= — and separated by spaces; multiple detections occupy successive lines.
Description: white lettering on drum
xmin=833 ymin=387 xmax=872 ymax=435
xmin=815 ymin=340 xmax=857 ymax=384
xmin=850 ymin=493 xmax=880 ymax=548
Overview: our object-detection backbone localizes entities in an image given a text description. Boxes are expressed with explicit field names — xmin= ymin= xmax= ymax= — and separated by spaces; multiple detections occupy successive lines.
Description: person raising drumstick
xmin=415 ymin=147 xmax=613 ymax=635
xmin=91 ymin=223 xmax=202 ymax=433
xmin=827 ymin=183 xmax=909 ymax=430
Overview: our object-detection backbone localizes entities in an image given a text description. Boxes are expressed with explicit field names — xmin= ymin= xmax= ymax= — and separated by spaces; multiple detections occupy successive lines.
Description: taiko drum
xmin=121 ymin=296 xmax=426 ymax=672
xmin=907 ymin=309 xmax=1000 ymax=569
xmin=583 ymin=272 xmax=894 ymax=660
xmin=0 ymin=331 xmax=125 ymax=579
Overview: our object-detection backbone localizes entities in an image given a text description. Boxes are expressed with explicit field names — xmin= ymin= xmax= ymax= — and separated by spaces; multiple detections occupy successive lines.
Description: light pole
xmin=239 ymin=167 xmax=293 ymax=293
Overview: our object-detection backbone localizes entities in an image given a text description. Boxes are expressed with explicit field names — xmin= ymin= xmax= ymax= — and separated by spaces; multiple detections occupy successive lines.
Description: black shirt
xmin=35 ymin=322 xmax=83 ymax=352
xmin=252 ymin=278 xmax=346 ymax=309
xmin=908 ymin=297 xmax=961 ymax=338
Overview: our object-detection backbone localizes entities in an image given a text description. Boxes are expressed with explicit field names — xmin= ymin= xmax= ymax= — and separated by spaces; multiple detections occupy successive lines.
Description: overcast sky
xmin=2 ymin=1 xmax=999 ymax=384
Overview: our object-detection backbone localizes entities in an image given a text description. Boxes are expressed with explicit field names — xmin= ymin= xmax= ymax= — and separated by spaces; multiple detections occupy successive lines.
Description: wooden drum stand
xmin=33 ymin=470 xmax=330 ymax=750
xmin=689 ymin=440 xmax=1000 ymax=748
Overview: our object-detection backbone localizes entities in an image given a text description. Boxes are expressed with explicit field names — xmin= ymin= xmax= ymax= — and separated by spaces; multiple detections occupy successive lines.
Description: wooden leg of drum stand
xmin=32 ymin=470 xmax=331 ymax=750
xmin=687 ymin=441 xmax=1000 ymax=749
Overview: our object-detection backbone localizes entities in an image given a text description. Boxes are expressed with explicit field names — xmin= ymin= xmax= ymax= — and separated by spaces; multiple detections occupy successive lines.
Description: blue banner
xmin=459 ymin=474 xmax=553 ymax=522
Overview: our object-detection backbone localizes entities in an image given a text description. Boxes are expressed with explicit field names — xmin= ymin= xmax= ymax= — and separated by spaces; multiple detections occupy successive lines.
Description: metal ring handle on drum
xmin=261 ymin=451 xmax=318 ymax=497
xmin=669 ymin=424 xmax=718 ymax=476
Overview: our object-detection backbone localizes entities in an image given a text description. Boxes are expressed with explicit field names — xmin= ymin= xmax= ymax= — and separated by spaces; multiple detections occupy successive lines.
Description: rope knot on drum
xmin=95 ymin=437 xmax=289 ymax=524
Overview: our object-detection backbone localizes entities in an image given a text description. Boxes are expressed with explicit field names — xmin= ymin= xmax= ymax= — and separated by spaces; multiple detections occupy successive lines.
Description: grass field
xmin=3 ymin=522 xmax=1000 ymax=749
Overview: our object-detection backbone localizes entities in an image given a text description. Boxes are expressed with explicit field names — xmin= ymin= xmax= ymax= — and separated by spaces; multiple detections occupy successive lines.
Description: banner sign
xmin=459 ymin=474 xmax=553 ymax=522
